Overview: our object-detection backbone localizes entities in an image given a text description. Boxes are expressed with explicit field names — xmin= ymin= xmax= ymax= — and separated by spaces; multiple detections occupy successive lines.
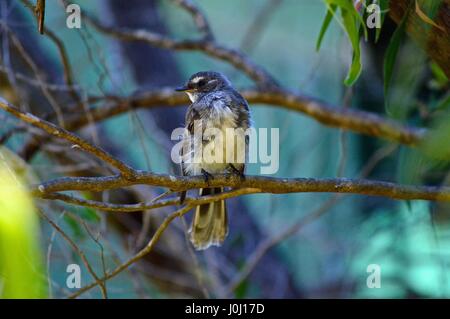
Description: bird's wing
xmin=180 ymin=103 xmax=202 ymax=204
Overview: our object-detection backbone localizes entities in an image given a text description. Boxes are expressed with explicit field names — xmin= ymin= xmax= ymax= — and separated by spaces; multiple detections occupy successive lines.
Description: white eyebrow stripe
xmin=191 ymin=76 xmax=204 ymax=84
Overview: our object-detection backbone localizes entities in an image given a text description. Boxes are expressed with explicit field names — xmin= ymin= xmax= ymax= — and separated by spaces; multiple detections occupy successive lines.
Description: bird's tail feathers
xmin=189 ymin=187 xmax=228 ymax=250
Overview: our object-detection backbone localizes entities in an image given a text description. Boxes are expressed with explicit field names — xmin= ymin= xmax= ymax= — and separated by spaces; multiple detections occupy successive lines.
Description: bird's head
xmin=176 ymin=71 xmax=231 ymax=102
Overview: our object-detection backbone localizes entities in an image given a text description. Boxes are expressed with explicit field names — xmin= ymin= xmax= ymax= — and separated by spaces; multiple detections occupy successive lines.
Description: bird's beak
xmin=175 ymin=85 xmax=193 ymax=92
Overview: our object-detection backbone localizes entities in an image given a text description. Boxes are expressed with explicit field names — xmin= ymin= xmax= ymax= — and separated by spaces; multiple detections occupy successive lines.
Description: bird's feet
xmin=228 ymin=164 xmax=245 ymax=182
xmin=201 ymin=169 xmax=214 ymax=185
xmin=179 ymin=191 xmax=186 ymax=205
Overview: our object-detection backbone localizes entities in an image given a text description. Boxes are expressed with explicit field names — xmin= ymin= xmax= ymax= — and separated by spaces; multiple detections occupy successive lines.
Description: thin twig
xmin=171 ymin=0 xmax=214 ymax=41
xmin=83 ymin=12 xmax=278 ymax=88
xmin=37 ymin=188 xmax=261 ymax=212
xmin=38 ymin=209 xmax=108 ymax=298
xmin=0 ymin=65 xmax=80 ymax=92
xmin=81 ymin=221 xmax=108 ymax=299
xmin=68 ymin=205 xmax=194 ymax=298
xmin=239 ymin=0 xmax=282 ymax=53
xmin=6 ymin=28 xmax=66 ymax=126
xmin=35 ymin=0 xmax=45 ymax=34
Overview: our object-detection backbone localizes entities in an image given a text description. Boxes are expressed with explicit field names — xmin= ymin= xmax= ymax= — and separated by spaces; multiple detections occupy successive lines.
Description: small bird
xmin=176 ymin=71 xmax=252 ymax=250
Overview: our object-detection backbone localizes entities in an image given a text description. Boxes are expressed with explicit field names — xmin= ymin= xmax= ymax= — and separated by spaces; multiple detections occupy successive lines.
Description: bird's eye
xmin=198 ymin=79 xmax=207 ymax=87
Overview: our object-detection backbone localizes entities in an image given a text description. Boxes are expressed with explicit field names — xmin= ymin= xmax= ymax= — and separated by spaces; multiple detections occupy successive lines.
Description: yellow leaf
xmin=415 ymin=0 xmax=445 ymax=32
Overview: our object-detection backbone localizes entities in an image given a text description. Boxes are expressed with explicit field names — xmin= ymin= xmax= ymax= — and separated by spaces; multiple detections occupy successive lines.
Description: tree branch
xmin=38 ymin=188 xmax=261 ymax=212
xmin=0 ymin=97 xmax=443 ymax=202
xmin=63 ymin=88 xmax=425 ymax=146
xmin=35 ymin=0 xmax=45 ymax=34
xmin=0 ymin=99 xmax=137 ymax=179
xmin=33 ymin=172 xmax=450 ymax=202
xmin=22 ymin=0 xmax=77 ymax=93
xmin=83 ymin=11 xmax=278 ymax=88
xmin=72 ymin=4 xmax=426 ymax=146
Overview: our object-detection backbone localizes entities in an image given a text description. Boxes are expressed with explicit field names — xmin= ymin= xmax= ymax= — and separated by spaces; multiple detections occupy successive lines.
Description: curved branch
xmin=19 ymin=88 xmax=425 ymax=161
xmin=0 ymin=98 xmax=441 ymax=201
xmin=0 ymin=99 xmax=137 ymax=179
xmin=75 ymin=6 xmax=426 ymax=146
xmin=171 ymin=0 xmax=215 ymax=41
xmin=38 ymin=188 xmax=261 ymax=212
xmin=83 ymin=13 xmax=278 ymax=88
xmin=62 ymin=88 xmax=426 ymax=146
xmin=33 ymin=172 xmax=450 ymax=202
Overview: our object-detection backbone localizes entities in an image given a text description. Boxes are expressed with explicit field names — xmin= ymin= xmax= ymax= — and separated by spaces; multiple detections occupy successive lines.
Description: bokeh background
xmin=0 ymin=0 xmax=449 ymax=298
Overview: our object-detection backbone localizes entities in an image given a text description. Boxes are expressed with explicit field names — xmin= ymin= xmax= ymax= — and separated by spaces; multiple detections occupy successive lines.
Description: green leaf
xmin=325 ymin=0 xmax=368 ymax=34
xmin=316 ymin=4 xmax=337 ymax=51
xmin=317 ymin=0 xmax=367 ymax=85
xmin=430 ymin=62 xmax=449 ymax=87
xmin=63 ymin=214 xmax=84 ymax=239
xmin=235 ymin=279 xmax=249 ymax=298
xmin=78 ymin=207 xmax=100 ymax=222
xmin=341 ymin=7 xmax=362 ymax=86
xmin=383 ymin=15 xmax=406 ymax=102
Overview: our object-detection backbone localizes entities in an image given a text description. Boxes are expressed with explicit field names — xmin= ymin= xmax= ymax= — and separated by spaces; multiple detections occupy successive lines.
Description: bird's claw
xmin=201 ymin=169 xmax=214 ymax=185
xmin=179 ymin=191 xmax=186 ymax=205
xmin=228 ymin=164 xmax=245 ymax=182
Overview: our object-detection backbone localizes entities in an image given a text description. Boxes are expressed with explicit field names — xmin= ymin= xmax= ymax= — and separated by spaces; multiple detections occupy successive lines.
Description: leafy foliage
xmin=316 ymin=0 xmax=370 ymax=86
xmin=383 ymin=7 xmax=406 ymax=106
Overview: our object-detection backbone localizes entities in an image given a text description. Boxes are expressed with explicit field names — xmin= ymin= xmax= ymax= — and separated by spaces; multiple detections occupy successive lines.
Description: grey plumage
xmin=176 ymin=71 xmax=251 ymax=250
